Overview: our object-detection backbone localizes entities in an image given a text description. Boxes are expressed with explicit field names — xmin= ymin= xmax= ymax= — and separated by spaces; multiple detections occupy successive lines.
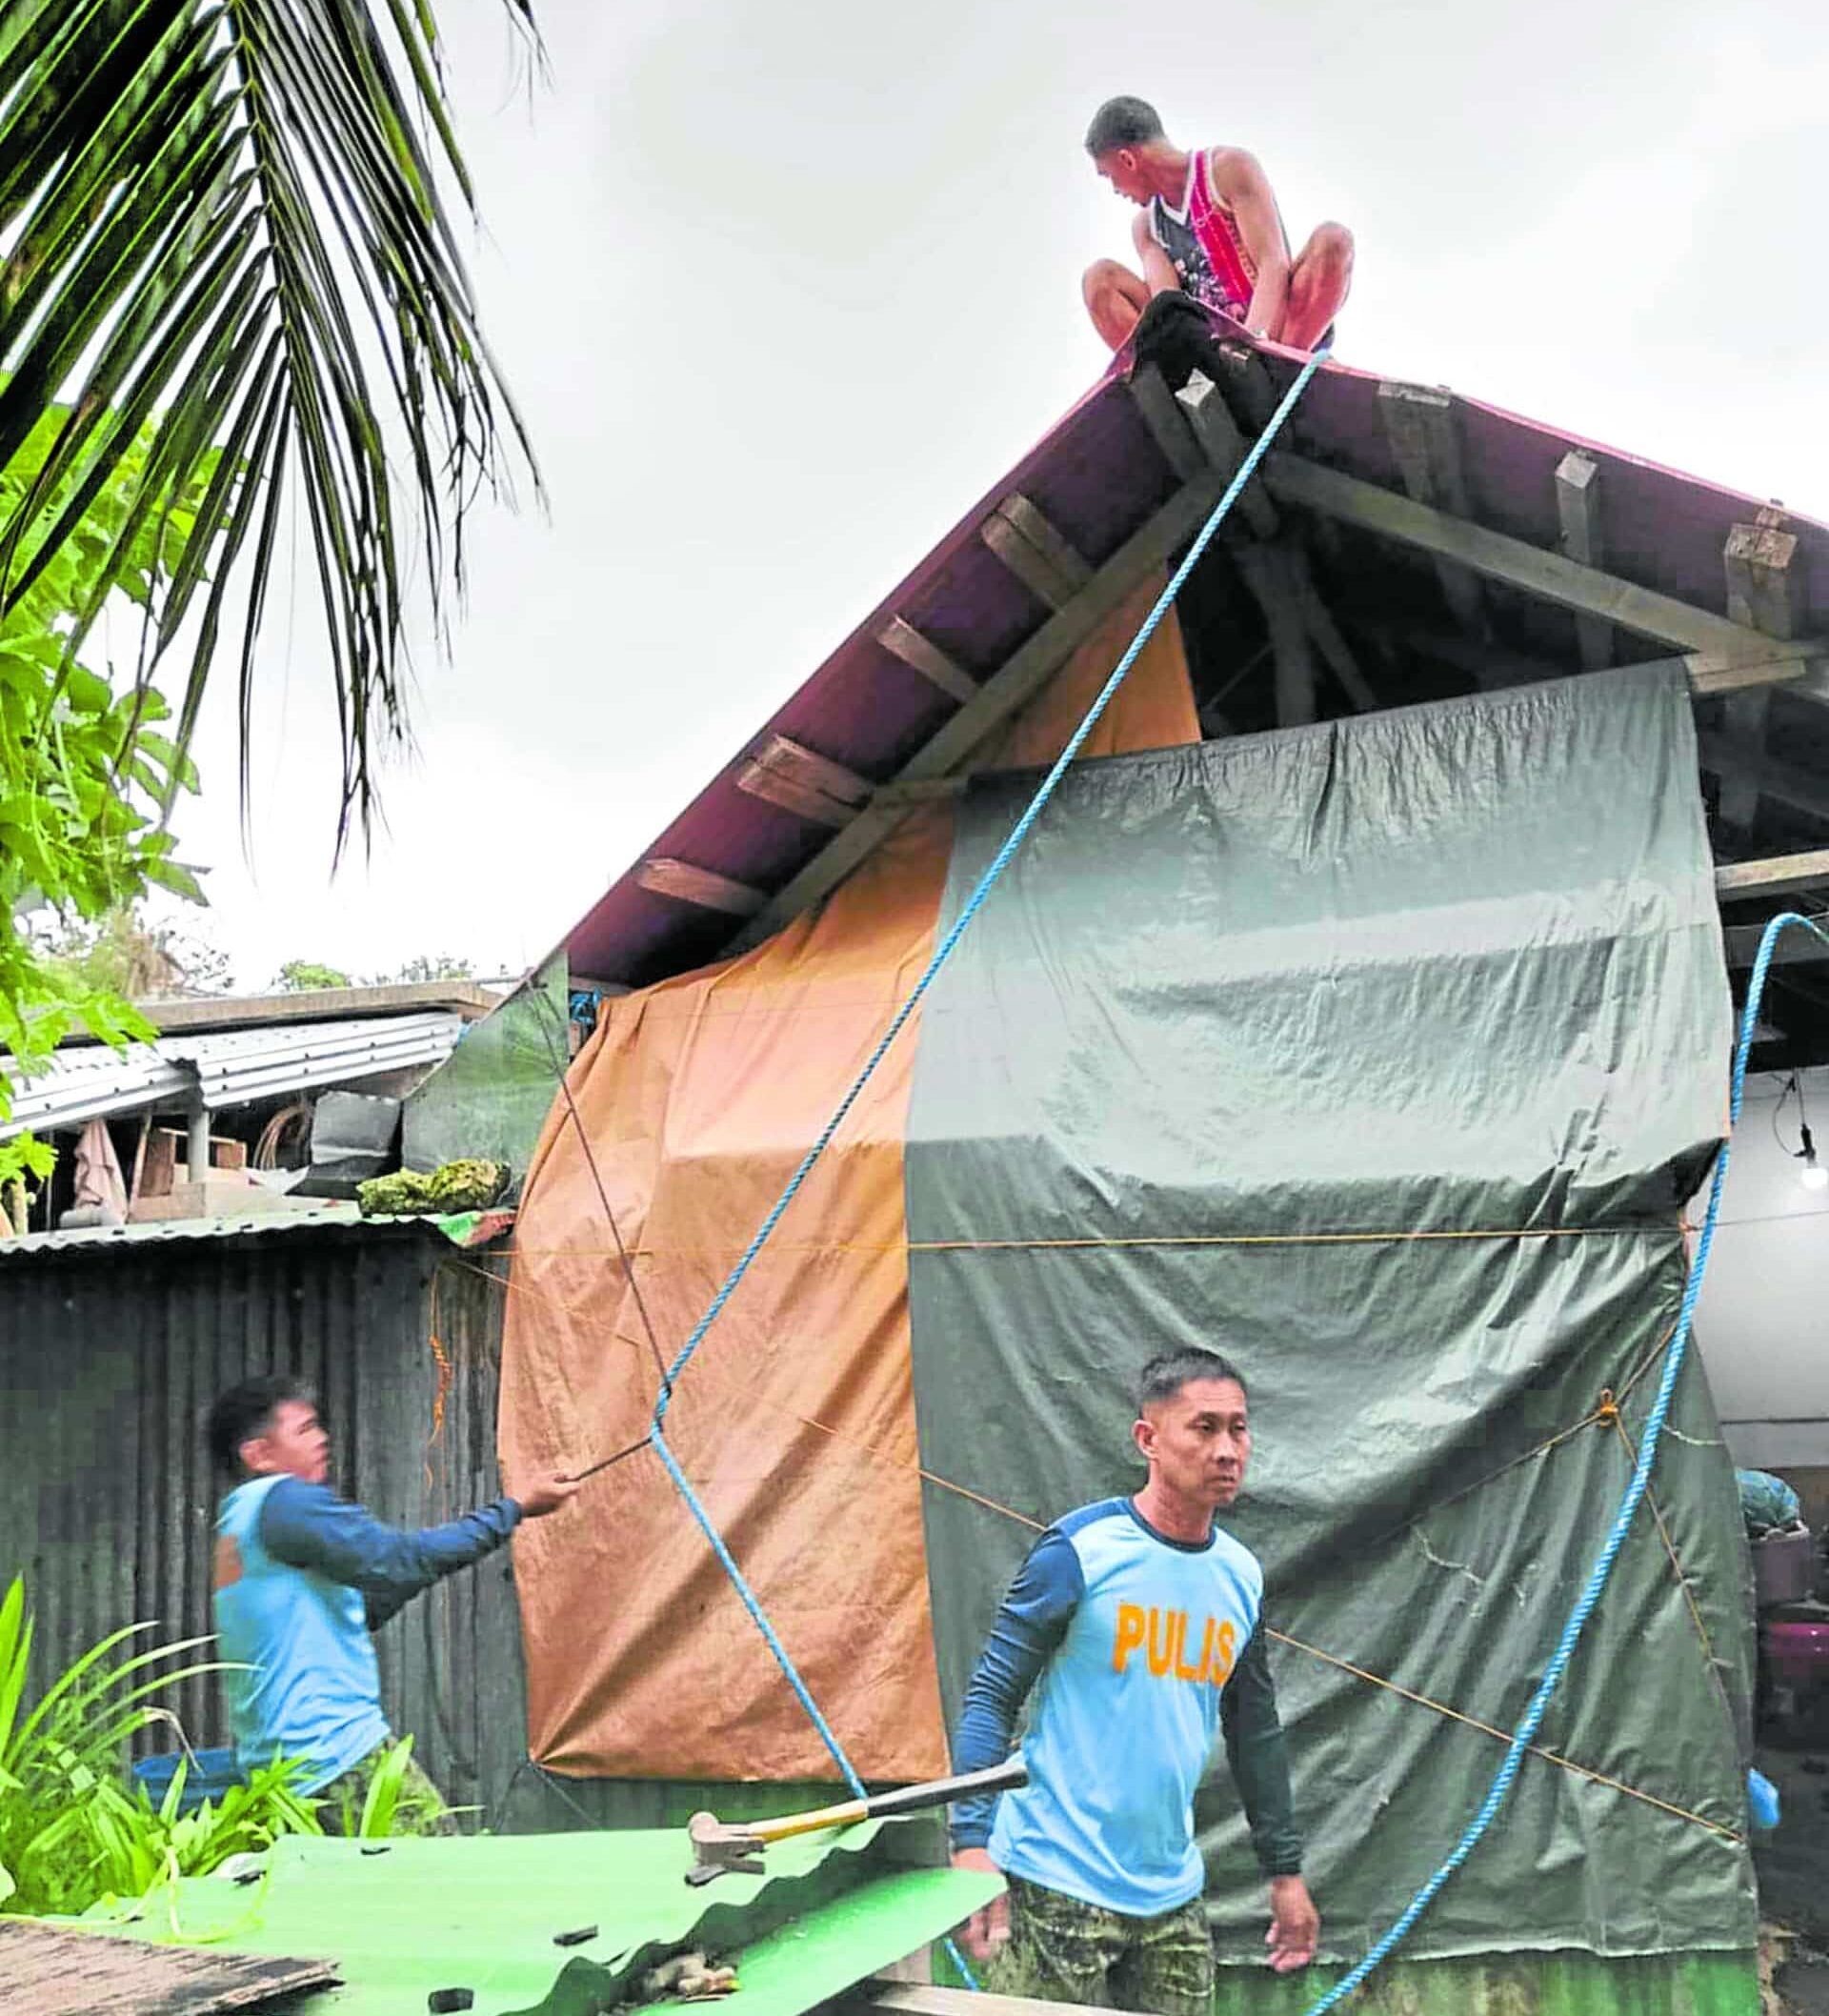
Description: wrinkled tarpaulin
xmin=500 ymin=579 xmax=1198 ymax=1780
xmin=906 ymin=663 xmax=1753 ymax=1962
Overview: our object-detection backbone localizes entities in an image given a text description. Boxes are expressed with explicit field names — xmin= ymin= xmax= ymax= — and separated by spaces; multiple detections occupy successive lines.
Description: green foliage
xmin=358 ymin=1158 xmax=509 ymax=1217
xmin=274 ymin=959 xmax=354 ymax=993
xmin=384 ymin=953 xmax=475 ymax=984
xmin=0 ymin=1573 xmax=323 ymax=1917
xmin=35 ymin=903 xmax=232 ymax=999
xmin=354 ymin=1736 xmax=413 ymax=1839
xmin=0 ymin=0 xmax=539 ymax=849
xmin=0 ymin=417 xmax=214 ymax=1188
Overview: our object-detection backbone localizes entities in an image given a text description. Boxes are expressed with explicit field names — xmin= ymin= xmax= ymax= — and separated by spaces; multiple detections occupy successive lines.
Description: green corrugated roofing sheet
xmin=85 ymin=1820 xmax=995 ymax=2016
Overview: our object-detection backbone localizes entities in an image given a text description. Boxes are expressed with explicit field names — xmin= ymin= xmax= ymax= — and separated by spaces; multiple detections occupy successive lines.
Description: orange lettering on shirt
xmin=1146 ymin=1606 xmax=1175 ymax=1678
xmin=1113 ymin=1602 xmax=1146 ymax=1674
xmin=213 ymin=1535 xmax=243 ymax=1591
xmin=1209 ymin=1620 xmax=1237 ymax=1686
xmin=1174 ymin=1610 xmax=1207 ymax=1682
xmin=1192 ymin=1616 xmax=1216 ymax=1682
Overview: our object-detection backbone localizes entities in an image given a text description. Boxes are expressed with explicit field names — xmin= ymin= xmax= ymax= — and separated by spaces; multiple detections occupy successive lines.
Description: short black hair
xmin=1085 ymin=96 xmax=1165 ymax=156
xmin=206 ymin=1374 xmax=312 ymax=1476
xmin=1137 ymin=1347 xmax=1248 ymax=1413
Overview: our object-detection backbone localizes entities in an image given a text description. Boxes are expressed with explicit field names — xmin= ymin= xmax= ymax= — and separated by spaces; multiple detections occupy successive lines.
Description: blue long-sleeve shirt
xmin=951 ymin=1499 xmax=1302 ymax=1915
xmin=260 ymin=1479 xmax=522 ymax=1630
xmin=212 ymin=1474 xmax=521 ymax=1790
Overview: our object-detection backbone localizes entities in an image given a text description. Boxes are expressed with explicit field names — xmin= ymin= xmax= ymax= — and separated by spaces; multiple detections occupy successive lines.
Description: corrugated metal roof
xmin=0 ymin=1201 xmax=513 ymax=1260
xmin=1 ymin=1011 xmax=464 ymax=1140
xmin=554 ymin=326 xmax=1829 ymax=992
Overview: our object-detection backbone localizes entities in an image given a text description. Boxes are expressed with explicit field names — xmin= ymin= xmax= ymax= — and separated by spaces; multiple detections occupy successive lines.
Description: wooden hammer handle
xmin=747 ymin=1755 xmax=1028 ymax=1845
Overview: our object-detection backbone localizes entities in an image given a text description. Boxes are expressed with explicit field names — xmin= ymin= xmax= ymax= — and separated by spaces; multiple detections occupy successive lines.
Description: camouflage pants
xmin=983 ymin=1875 xmax=1215 ymax=2016
xmin=316 ymin=1738 xmax=457 ymax=1838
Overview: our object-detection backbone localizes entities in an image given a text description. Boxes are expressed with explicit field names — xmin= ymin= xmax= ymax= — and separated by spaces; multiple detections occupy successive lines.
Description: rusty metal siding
xmin=0 ymin=1224 xmax=533 ymax=1819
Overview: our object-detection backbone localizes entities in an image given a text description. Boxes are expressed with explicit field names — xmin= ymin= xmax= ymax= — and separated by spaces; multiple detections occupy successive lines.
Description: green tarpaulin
xmin=404 ymin=958 xmax=572 ymax=1196
xmin=905 ymin=667 xmax=1756 ymax=1965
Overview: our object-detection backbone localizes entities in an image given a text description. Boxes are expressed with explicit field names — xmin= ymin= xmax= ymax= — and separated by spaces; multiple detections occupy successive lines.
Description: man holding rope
xmin=949 ymin=1347 xmax=1318 ymax=2012
xmin=207 ymin=1374 xmax=577 ymax=1832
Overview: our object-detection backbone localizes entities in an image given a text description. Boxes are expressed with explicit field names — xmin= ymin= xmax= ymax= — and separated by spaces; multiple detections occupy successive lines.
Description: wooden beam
xmin=728 ymin=468 xmax=1230 ymax=950
xmin=1127 ymin=365 xmax=1208 ymax=484
xmin=1718 ymin=508 xmax=1804 ymax=831
xmin=734 ymin=733 xmax=873 ymax=829
xmin=1231 ymin=541 xmax=1317 ymax=725
xmin=1723 ymin=919 xmax=1829 ymax=970
xmin=1555 ymin=452 xmax=1613 ymax=671
xmin=1261 ymin=449 xmax=1827 ymax=675
xmin=1718 ymin=691 xmax=1772 ymax=830
xmin=1288 ymin=544 xmax=1377 ymax=711
xmin=877 ymin=615 xmax=977 ymax=705
xmin=1379 ymin=383 xmax=1484 ymax=633
xmin=980 ymin=494 xmax=1095 ymax=611
xmin=1725 ymin=509 xmax=1804 ymax=639
xmin=1175 ymin=373 xmax=1278 ymax=536
xmin=1716 ymin=849 xmax=1829 ymax=901
xmin=635 ymin=857 xmax=768 ymax=919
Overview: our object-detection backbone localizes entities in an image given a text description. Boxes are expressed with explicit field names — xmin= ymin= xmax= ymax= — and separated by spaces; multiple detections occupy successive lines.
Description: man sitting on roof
xmin=1080 ymin=96 xmax=1353 ymax=354
xmin=206 ymin=1373 xmax=578 ymax=1832
xmin=949 ymin=1347 xmax=1318 ymax=2014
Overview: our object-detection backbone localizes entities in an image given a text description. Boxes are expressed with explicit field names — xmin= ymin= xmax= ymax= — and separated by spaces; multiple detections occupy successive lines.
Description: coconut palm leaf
xmin=0 ymin=0 xmax=540 ymax=845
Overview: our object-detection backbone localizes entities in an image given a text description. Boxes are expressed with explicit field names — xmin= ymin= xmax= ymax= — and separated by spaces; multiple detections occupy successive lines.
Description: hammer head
xmin=686 ymin=1810 xmax=765 ymax=1887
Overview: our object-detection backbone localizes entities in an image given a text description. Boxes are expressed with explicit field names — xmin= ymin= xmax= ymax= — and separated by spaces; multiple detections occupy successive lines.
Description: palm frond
xmin=0 ymin=0 xmax=541 ymax=848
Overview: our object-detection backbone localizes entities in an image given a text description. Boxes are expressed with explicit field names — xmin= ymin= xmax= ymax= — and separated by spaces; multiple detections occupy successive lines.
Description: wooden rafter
xmin=877 ymin=615 xmax=977 ymax=705
xmin=1717 ymin=507 xmax=1804 ymax=832
xmin=1262 ymin=452 xmax=1824 ymax=675
xmin=1379 ymin=382 xmax=1484 ymax=634
xmin=1555 ymin=452 xmax=1613 ymax=671
xmin=735 ymin=734 xmax=873 ymax=829
xmin=1716 ymin=850 xmax=1829 ymax=900
xmin=980 ymin=494 xmax=1095 ymax=611
xmin=1127 ymin=365 xmax=1208 ymax=485
xmin=726 ymin=466 xmax=1230 ymax=950
xmin=635 ymin=857 xmax=768 ymax=918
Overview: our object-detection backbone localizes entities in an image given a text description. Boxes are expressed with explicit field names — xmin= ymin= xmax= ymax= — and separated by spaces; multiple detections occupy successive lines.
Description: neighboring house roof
xmin=0 ymin=1200 xmax=513 ymax=1261
xmin=0 ymin=1011 xmax=465 ymax=1140
xmin=553 ymin=327 xmax=1829 ymax=1058
xmin=123 ymin=980 xmax=502 ymax=1037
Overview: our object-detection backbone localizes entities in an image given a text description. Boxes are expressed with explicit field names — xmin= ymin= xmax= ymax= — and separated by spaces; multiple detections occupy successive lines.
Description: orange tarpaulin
xmin=500 ymin=578 xmax=1198 ymax=1782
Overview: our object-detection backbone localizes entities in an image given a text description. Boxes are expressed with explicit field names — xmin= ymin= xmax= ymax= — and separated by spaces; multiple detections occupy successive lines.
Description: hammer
xmin=685 ymin=1756 xmax=1027 ymax=1885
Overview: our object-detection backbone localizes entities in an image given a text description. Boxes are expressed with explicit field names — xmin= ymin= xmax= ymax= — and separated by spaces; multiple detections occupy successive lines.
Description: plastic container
xmin=1764 ymin=1614 xmax=1829 ymax=1690
xmin=1753 ymin=1527 xmax=1817 ymax=1606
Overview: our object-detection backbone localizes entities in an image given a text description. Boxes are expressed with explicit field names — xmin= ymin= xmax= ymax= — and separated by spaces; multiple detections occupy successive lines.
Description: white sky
xmin=162 ymin=0 xmax=1829 ymax=989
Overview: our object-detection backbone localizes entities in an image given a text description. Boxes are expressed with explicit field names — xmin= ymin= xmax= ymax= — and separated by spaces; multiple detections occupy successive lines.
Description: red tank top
xmin=1146 ymin=152 xmax=1261 ymax=321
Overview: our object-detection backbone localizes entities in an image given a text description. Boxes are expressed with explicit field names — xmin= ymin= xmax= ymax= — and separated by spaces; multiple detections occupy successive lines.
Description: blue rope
xmin=1299 ymin=907 xmax=1824 ymax=2012
xmin=642 ymin=347 xmax=1329 ymax=1984
xmin=646 ymin=351 xmax=1330 ymax=1764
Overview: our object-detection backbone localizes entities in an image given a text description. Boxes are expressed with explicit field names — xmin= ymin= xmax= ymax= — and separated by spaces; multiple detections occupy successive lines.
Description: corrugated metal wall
xmin=0 ymin=1224 xmax=531 ymax=1822
xmin=0 ymin=1220 xmax=852 ymax=1837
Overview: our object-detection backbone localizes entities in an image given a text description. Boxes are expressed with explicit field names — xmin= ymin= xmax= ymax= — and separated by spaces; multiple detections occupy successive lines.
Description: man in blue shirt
xmin=950 ymin=1347 xmax=1318 ymax=2013
xmin=206 ymin=1373 xmax=576 ymax=1832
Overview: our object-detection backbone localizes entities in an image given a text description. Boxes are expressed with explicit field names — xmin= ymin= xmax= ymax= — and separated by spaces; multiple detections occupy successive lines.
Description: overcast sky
xmin=163 ymin=0 xmax=1829 ymax=990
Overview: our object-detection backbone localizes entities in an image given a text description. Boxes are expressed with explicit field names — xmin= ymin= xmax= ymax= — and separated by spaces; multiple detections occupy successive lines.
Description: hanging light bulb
xmin=1799 ymin=1121 xmax=1829 ymax=1192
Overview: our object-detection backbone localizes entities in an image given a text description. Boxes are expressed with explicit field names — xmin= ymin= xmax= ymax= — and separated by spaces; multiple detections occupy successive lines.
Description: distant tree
xmin=274 ymin=960 xmax=354 ymax=994
xmin=379 ymin=954 xmax=475 ymax=985
xmin=37 ymin=907 xmax=233 ymax=1000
